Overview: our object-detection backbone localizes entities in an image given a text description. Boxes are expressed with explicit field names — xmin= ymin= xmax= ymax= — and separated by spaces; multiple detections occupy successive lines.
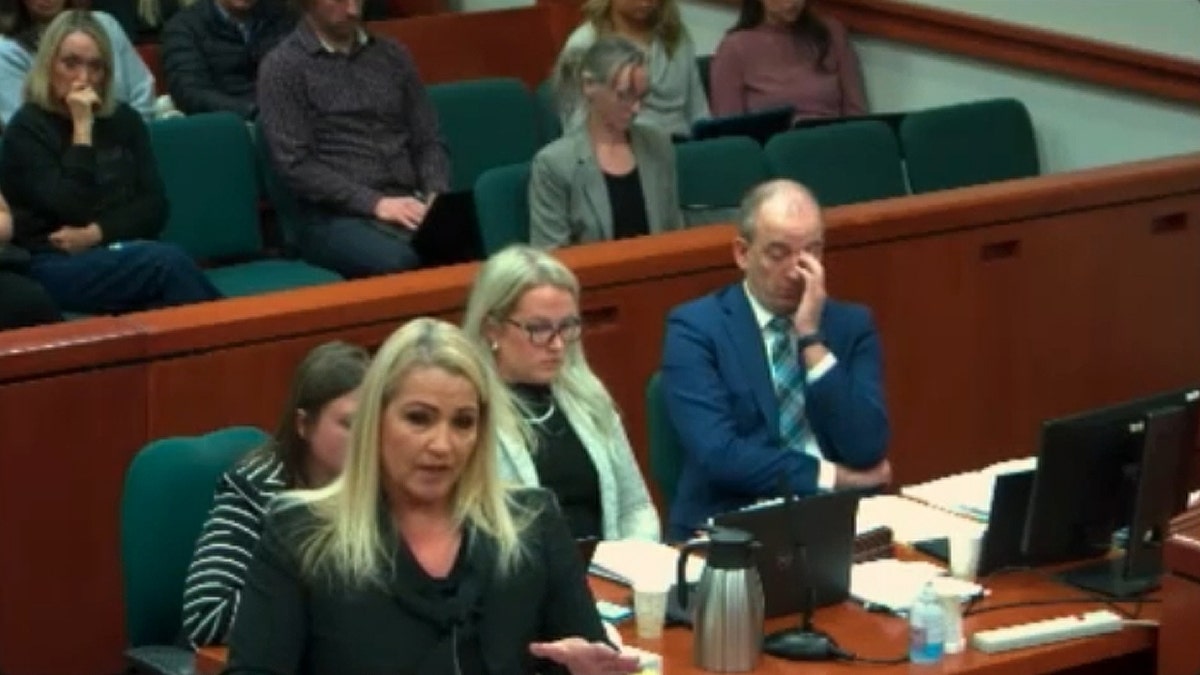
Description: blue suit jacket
xmin=660 ymin=283 xmax=889 ymax=540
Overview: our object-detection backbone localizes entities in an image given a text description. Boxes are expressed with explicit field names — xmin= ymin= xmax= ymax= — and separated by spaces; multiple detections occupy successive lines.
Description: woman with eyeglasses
xmin=529 ymin=35 xmax=683 ymax=249
xmin=462 ymin=245 xmax=660 ymax=542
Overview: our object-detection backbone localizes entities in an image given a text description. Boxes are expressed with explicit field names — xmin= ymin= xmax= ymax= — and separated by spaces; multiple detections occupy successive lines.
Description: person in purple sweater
xmin=708 ymin=0 xmax=867 ymax=122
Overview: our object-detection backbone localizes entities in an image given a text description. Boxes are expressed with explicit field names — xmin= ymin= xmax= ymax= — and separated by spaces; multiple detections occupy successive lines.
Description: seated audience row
xmin=0 ymin=10 xmax=219 ymax=315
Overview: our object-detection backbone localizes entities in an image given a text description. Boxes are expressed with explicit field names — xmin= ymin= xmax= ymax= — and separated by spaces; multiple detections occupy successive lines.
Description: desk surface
xmin=195 ymin=558 xmax=1158 ymax=675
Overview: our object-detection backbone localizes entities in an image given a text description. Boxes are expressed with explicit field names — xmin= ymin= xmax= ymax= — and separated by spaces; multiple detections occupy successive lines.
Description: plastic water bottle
xmin=909 ymin=582 xmax=945 ymax=664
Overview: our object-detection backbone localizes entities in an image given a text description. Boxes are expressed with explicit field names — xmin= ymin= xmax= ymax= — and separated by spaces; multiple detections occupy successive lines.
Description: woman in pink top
xmin=709 ymin=0 xmax=867 ymax=121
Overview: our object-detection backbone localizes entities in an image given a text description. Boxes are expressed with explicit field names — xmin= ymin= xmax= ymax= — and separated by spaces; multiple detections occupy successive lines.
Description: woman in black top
xmin=226 ymin=318 xmax=640 ymax=675
xmin=0 ymin=10 xmax=219 ymax=315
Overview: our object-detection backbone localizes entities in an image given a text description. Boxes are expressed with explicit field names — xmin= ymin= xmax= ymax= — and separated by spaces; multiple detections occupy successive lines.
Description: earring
xmin=489 ymin=341 xmax=499 ymax=352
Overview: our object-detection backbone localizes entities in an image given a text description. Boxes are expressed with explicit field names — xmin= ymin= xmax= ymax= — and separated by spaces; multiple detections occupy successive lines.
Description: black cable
xmin=831 ymin=645 xmax=909 ymax=665
xmin=964 ymin=597 xmax=1161 ymax=618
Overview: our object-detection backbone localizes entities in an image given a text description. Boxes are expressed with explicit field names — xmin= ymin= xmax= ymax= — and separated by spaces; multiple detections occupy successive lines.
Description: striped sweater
xmin=181 ymin=452 xmax=286 ymax=647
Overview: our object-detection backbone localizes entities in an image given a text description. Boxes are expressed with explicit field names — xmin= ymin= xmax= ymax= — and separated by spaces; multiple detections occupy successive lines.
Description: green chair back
xmin=764 ymin=120 xmax=907 ymax=207
xmin=900 ymin=98 xmax=1039 ymax=193
xmin=674 ymin=136 xmax=768 ymax=225
xmin=149 ymin=112 xmax=262 ymax=259
xmin=473 ymin=162 xmax=531 ymax=255
xmin=646 ymin=372 xmax=683 ymax=508
xmin=120 ymin=426 xmax=268 ymax=647
xmin=254 ymin=117 xmax=307 ymax=254
xmin=428 ymin=78 xmax=540 ymax=191
xmin=535 ymin=78 xmax=562 ymax=143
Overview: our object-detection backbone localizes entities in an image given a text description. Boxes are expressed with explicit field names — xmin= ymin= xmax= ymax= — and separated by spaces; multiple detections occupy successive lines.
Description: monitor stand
xmin=1056 ymin=556 xmax=1160 ymax=599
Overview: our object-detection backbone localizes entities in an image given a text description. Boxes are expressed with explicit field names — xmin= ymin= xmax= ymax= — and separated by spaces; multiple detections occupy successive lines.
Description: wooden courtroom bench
xmin=1161 ymin=505 xmax=1200 ymax=675
xmin=2 ymin=152 xmax=1200 ymax=674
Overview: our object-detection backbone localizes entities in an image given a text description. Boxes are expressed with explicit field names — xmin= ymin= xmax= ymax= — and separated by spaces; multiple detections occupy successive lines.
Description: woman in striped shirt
xmin=180 ymin=340 xmax=370 ymax=647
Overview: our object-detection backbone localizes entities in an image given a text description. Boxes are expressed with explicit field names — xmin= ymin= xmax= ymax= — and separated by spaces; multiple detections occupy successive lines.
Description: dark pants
xmin=299 ymin=213 xmax=422 ymax=279
xmin=0 ymin=271 xmax=61 ymax=329
xmin=29 ymin=241 xmax=221 ymax=314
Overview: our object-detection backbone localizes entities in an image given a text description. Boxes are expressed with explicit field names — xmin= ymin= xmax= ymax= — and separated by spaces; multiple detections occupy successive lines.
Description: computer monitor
xmin=1022 ymin=386 xmax=1200 ymax=597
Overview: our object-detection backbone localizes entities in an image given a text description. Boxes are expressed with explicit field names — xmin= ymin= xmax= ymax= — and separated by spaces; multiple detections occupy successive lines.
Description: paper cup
xmin=948 ymin=529 xmax=984 ymax=581
xmin=632 ymin=578 xmax=670 ymax=639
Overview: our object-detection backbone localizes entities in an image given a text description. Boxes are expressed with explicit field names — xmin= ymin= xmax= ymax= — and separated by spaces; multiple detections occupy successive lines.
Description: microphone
xmin=762 ymin=468 xmax=839 ymax=661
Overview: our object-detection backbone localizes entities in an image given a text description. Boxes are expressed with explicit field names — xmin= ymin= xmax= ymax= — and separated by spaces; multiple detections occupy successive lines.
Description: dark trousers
xmin=299 ymin=212 xmax=422 ymax=279
xmin=29 ymin=241 xmax=221 ymax=314
xmin=0 ymin=271 xmax=61 ymax=329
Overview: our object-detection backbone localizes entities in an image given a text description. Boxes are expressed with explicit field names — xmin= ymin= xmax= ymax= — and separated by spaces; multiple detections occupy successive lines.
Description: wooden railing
xmin=2 ymin=153 xmax=1200 ymax=674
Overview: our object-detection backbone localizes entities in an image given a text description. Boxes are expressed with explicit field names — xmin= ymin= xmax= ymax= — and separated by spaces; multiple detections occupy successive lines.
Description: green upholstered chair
xmin=252 ymin=117 xmax=307 ymax=256
xmin=120 ymin=426 xmax=269 ymax=675
xmin=473 ymin=162 xmax=531 ymax=255
xmin=535 ymin=78 xmax=562 ymax=143
xmin=764 ymin=120 xmax=907 ymax=207
xmin=149 ymin=113 xmax=342 ymax=296
xmin=674 ymin=136 xmax=768 ymax=226
xmin=646 ymin=371 xmax=684 ymax=509
xmin=900 ymin=98 xmax=1040 ymax=193
xmin=428 ymin=78 xmax=541 ymax=191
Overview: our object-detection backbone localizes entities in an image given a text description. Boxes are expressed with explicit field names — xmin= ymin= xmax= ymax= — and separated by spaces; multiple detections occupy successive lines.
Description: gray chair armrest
xmin=125 ymin=645 xmax=198 ymax=675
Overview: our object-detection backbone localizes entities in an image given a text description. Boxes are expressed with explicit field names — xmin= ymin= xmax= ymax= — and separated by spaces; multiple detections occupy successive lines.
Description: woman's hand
xmin=65 ymin=84 xmax=99 ymax=144
xmin=529 ymin=637 xmax=641 ymax=675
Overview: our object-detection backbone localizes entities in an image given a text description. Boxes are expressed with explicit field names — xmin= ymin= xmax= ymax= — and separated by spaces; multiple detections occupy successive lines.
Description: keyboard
xmin=970 ymin=610 xmax=1124 ymax=653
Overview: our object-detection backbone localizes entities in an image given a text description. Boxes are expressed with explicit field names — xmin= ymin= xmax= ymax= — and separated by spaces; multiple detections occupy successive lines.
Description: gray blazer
xmin=528 ymin=123 xmax=684 ymax=248
xmin=496 ymin=395 xmax=661 ymax=542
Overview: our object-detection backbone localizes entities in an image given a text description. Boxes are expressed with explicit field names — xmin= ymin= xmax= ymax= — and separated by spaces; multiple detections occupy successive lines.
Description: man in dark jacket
xmin=161 ymin=0 xmax=297 ymax=118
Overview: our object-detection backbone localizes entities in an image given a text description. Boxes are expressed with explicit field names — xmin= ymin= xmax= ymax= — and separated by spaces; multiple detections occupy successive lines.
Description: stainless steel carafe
xmin=676 ymin=527 xmax=765 ymax=672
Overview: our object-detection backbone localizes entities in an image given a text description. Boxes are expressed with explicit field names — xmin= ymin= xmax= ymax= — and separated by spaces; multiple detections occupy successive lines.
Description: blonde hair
xmin=288 ymin=318 xmax=531 ymax=587
xmin=553 ymin=35 xmax=646 ymax=138
xmin=23 ymin=11 xmax=116 ymax=117
xmin=582 ymin=0 xmax=683 ymax=57
xmin=462 ymin=245 xmax=618 ymax=452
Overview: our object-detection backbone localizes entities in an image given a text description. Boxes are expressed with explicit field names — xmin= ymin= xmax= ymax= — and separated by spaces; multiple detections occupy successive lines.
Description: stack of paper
xmin=901 ymin=457 xmax=1037 ymax=521
xmin=850 ymin=559 xmax=982 ymax=613
xmin=856 ymin=495 xmax=984 ymax=543
xmin=590 ymin=540 xmax=705 ymax=586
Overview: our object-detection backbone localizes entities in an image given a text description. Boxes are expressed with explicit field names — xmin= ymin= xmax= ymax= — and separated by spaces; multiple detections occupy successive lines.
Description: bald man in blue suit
xmin=660 ymin=180 xmax=891 ymax=540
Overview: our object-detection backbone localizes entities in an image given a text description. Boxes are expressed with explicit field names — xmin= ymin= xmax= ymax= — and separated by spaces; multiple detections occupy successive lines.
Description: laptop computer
xmin=411 ymin=190 xmax=484 ymax=267
xmin=690 ymin=106 xmax=795 ymax=146
xmin=913 ymin=469 xmax=1034 ymax=576
xmin=712 ymin=489 xmax=861 ymax=618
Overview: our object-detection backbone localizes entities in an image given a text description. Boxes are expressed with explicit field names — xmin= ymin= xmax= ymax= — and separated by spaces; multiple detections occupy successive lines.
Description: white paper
xmin=850 ymin=559 xmax=982 ymax=613
xmin=589 ymin=540 xmax=705 ymax=587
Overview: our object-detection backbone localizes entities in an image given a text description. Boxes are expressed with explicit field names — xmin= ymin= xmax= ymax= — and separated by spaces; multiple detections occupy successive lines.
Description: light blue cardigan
xmin=0 ymin=11 xmax=156 ymax=126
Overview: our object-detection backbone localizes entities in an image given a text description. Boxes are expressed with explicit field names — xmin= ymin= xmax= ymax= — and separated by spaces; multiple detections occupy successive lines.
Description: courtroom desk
xmin=9 ymin=152 xmax=1200 ymax=675
xmin=196 ymin=567 xmax=1157 ymax=675
xmin=1160 ymin=506 xmax=1200 ymax=675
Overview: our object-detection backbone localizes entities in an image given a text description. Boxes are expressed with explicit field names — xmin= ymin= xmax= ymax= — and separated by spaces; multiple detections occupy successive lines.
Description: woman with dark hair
xmin=181 ymin=340 xmax=370 ymax=647
xmin=0 ymin=0 xmax=154 ymax=124
xmin=709 ymin=0 xmax=866 ymax=121
xmin=0 ymin=10 xmax=218 ymax=315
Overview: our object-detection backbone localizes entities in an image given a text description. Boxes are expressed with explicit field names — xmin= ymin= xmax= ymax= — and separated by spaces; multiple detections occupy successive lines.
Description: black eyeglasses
xmin=505 ymin=317 xmax=583 ymax=346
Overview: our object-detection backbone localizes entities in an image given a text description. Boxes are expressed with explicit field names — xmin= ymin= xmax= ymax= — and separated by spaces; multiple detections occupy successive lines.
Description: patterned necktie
xmin=767 ymin=315 xmax=808 ymax=451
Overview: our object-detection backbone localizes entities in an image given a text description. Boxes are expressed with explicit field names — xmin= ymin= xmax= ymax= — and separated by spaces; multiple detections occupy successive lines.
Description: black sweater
xmin=0 ymin=102 xmax=167 ymax=251
xmin=160 ymin=0 xmax=296 ymax=118
xmin=226 ymin=488 xmax=606 ymax=675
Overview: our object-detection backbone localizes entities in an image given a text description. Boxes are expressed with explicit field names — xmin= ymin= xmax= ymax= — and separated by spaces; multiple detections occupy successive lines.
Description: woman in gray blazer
xmin=463 ymin=244 xmax=661 ymax=542
xmin=529 ymin=36 xmax=684 ymax=249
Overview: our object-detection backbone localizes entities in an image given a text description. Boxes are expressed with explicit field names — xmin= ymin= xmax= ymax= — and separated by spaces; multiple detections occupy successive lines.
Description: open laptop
xmin=712 ymin=490 xmax=861 ymax=618
xmin=411 ymin=190 xmax=484 ymax=267
xmin=690 ymin=106 xmax=795 ymax=146
xmin=913 ymin=468 xmax=1034 ymax=576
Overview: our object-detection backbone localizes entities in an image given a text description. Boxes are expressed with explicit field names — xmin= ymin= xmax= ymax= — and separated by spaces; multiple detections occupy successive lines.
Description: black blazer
xmin=224 ymin=488 xmax=606 ymax=675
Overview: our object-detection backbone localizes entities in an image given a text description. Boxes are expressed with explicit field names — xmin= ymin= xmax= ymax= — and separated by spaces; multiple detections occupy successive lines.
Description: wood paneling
xmin=3 ymin=154 xmax=1200 ymax=674
xmin=0 ymin=364 xmax=149 ymax=675
xmin=802 ymin=0 xmax=1200 ymax=105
